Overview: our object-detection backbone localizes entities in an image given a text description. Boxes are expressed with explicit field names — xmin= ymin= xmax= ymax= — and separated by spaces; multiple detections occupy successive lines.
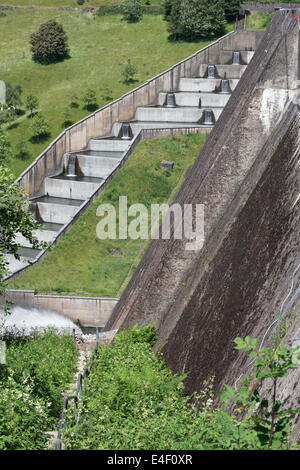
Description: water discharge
xmin=0 ymin=306 xmax=81 ymax=337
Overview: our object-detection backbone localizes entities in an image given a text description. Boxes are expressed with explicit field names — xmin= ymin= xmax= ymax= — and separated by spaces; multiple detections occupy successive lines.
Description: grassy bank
xmin=9 ymin=133 xmax=208 ymax=297
xmin=246 ymin=11 xmax=274 ymax=30
xmin=0 ymin=9 xmax=228 ymax=177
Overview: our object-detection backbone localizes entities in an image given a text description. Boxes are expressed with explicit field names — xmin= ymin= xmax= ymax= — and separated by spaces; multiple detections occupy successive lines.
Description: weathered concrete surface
xmin=161 ymin=109 xmax=300 ymax=433
xmin=105 ymin=11 xmax=299 ymax=334
xmin=2 ymin=290 xmax=119 ymax=327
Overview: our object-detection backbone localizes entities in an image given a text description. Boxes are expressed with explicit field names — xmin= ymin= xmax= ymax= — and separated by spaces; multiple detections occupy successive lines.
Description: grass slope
xmin=9 ymin=133 xmax=208 ymax=297
xmin=0 ymin=0 xmax=163 ymax=7
xmin=0 ymin=10 xmax=228 ymax=177
xmin=246 ymin=11 xmax=274 ymax=30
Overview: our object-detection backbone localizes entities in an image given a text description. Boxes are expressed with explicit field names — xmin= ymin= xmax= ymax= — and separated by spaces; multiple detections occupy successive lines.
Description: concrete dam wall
xmin=104 ymin=10 xmax=300 ymax=433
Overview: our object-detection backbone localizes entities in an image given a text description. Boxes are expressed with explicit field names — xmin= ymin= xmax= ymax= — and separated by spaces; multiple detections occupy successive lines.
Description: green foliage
xmin=167 ymin=0 xmax=226 ymax=41
xmin=0 ymin=372 xmax=49 ymax=450
xmin=31 ymin=114 xmax=50 ymax=141
xmin=5 ymin=82 xmax=23 ymax=110
xmin=222 ymin=0 xmax=240 ymax=22
xmin=221 ymin=337 xmax=300 ymax=450
xmin=0 ymin=127 xmax=13 ymax=165
xmin=25 ymin=94 xmax=39 ymax=118
xmin=121 ymin=0 xmax=144 ymax=23
xmin=0 ymin=331 xmax=78 ymax=449
xmin=246 ymin=11 xmax=274 ymax=30
xmin=122 ymin=58 xmax=138 ymax=84
xmin=6 ymin=330 xmax=79 ymax=418
xmin=29 ymin=19 xmax=69 ymax=64
xmin=83 ymin=88 xmax=98 ymax=111
xmin=0 ymin=166 xmax=42 ymax=296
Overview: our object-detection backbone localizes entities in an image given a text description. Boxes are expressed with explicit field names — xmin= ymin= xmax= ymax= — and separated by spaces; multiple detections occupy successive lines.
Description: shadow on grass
xmin=29 ymin=132 xmax=51 ymax=144
xmin=32 ymin=53 xmax=71 ymax=66
xmin=83 ymin=103 xmax=99 ymax=112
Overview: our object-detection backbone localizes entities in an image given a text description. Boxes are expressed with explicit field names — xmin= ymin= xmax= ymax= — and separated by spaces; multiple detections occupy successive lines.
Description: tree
xmin=29 ymin=20 xmax=69 ymax=64
xmin=83 ymin=88 xmax=98 ymax=111
xmin=0 ymin=127 xmax=12 ymax=165
xmin=121 ymin=0 xmax=143 ymax=23
xmin=25 ymin=94 xmax=39 ymax=118
xmin=0 ymin=167 xmax=41 ymax=297
xmin=31 ymin=114 xmax=50 ymax=142
xmin=5 ymin=83 xmax=22 ymax=110
xmin=222 ymin=0 xmax=240 ymax=22
xmin=163 ymin=0 xmax=174 ymax=21
xmin=167 ymin=0 xmax=226 ymax=41
xmin=122 ymin=59 xmax=137 ymax=84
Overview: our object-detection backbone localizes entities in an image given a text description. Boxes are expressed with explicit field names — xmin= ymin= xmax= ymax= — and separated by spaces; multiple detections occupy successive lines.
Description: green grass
xmin=9 ymin=133 xmax=208 ymax=297
xmin=246 ymin=12 xmax=274 ymax=30
xmin=0 ymin=9 xmax=230 ymax=177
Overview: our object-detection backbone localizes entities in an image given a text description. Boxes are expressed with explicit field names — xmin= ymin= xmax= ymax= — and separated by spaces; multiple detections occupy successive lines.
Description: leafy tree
xmin=0 ymin=127 xmax=13 ymax=165
xmin=62 ymin=108 xmax=73 ymax=128
xmin=163 ymin=0 xmax=175 ymax=21
xmin=31 ymin=114 xmax=50 ymax=142
xmin=83 ymin=88 xmax=98 ymax=111
xmin=25 ymin=94 xmax=39 ymax=118
xmin=122 ymin=59 xmax=137 ymax=84
xmin=29 ymin=20 xmax=69 ymax=64
xmin=0 ymin=167 xmax=41 ymax=297
xmin=5 ymin=83 xmax=22 ymax=110
xmin=222 ymin=0 xmax=240 ymax=22
xmin=221 ymin=336 xmax=300 ymax=450
xmin=121 ymin=0 xmax=143 ymax=23
xmin=167 ymin=0 xmax=226 ymax=41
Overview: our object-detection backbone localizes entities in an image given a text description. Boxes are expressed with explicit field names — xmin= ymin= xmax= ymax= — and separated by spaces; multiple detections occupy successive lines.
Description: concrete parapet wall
xmin=2 ymin=290 xmax=119 ymax=327
xmin=17 ymin=30 xmax=263 ymax=199
xmin=241 ymin=2 xmax=300 ymax=13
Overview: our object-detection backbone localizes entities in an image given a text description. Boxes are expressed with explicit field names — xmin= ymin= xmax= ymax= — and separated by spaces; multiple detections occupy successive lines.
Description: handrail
xmin=54 ymin=327 xmax=100 ymax=450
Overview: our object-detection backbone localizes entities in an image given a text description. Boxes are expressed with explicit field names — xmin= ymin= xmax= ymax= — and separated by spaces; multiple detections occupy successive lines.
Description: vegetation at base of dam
xmin=62 ymin=326 xmax=300 ymax=450
xmin=0 ymin=330 xmax=78 ymax=450
xmin=9 ymin=133 xmax=208 ymax=297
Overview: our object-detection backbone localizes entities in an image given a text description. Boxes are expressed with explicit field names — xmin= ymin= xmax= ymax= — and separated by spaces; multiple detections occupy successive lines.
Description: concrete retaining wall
xmin=3 ymin=290 xmax=119 ymax=327
xmin=16 ymin=30 xmax=264 ymax=199
xmin=241 ymin=2 xmax=300 ymax=13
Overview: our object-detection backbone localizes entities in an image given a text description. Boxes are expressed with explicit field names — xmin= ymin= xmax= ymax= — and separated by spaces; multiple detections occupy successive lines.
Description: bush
xmin=0 ymin=372 xmax=49 ymax=450
xmin=6 ymin=330 xmax=78 ymax=418
xmin=31 ymin=114 xmax=50 ymax=142
xmin=121 ymin=0 xmax=144 ymax=23
xmin=167 ymin=0 xmax=226 ymax=41
xmin=223 ymin=0 xmax=240 ymax=22
xmin=122 ymin=59 xmax=137 ymax=84
xmin=29 ymin=19 xmax=69 ymax=64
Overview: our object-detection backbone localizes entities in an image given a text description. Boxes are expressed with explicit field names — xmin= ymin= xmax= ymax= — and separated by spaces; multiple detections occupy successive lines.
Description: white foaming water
xmin=0 ymin=306 xmax=82 ymax=337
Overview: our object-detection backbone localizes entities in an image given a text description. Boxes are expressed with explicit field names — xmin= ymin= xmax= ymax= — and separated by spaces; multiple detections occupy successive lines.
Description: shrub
xmin=122 ymin=59 xmax=137 ymax=84
xmin=83 ymin=88 xmax=98 ymax=111
xmin=29 ymin=20 xmax=69 ymax=64
xmin=25 ymin=94 xmax=39 ymax=118
xmin=0 ymin=127 xmax=13 ymax=165
xmin=223 ymin=0 xmax=240 ymax=22
xmin=31 ymin=114 xmax=50 ymax=142
xmin=121 ymin=0 xmax=144 ymax=23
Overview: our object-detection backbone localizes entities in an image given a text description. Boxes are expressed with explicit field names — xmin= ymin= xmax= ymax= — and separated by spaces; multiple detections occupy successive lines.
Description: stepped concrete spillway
xmin=6 ymin=30 xmax=260 ymax=278
xmin=104 ymin=10 xmax=300 ymax=435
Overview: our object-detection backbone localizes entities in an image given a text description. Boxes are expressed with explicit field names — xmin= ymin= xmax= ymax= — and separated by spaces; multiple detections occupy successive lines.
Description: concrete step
xmin=77 ymin=150 xmax=124 ymax=159
xmin=88 ymin=139 xmax=131 ymax=152
xmin=134 ymin=106 xmax=224 ymax=123
xmin=45 ymin=175 xmax=104 ymax=200
xmin=158 ymin=92 xmax=230 ymax=108
xmin=33 ymin=196 xmax=84 ymax=225
xmin=14 ymin=229 xmax=57 ymax=248
xmin=5 ymin=254 xmax=31 ymax=275
xmin=216 ymin=50 xmax=255 ymax=65
xmin=76 ymin=154 xmax=121 ymax=178
xmin=179 ymin=78 xmax=239 ymax=93
xmin=198 ymin=64 xmax=247 ymax=79
xmin=120 ymin=121 xmax=213 ymax=135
